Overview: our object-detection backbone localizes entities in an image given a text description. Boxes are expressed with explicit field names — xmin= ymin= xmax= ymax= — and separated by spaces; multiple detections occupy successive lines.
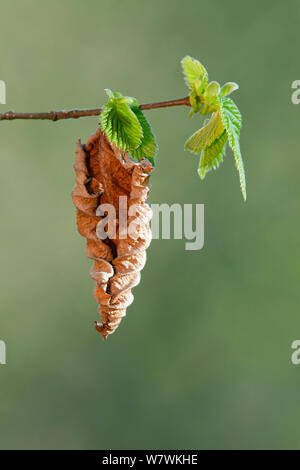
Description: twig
xmin=140 ymin=96 xmax=190 ymax=110
xmin=0 ymin=96 xmax=191 ymax=122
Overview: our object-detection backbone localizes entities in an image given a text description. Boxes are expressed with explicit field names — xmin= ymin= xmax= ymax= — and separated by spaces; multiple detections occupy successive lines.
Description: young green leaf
xmin=220 ymin=82 xmax=239 ymax=97
xmin=100 ymin=90 xmax=143 ymax=152
xmin=204 ymin=81 xmax=221 ymax=99
xmin=220 ymin=97 xmax=246 ymax=200
xmin=198 ymin=130 xmax=228 ymax=179
xmin=189 ymin=91 xmax=203 ymax=116
xmin=130 ymin=107 xmax=157 ymax=165
xmin=100 ymin=90 xmax=157 ymax=165
xmin=181 ymin=56 xmax=208 ymax=92
xmin=184 ymin=111 xmax=224 ymax=154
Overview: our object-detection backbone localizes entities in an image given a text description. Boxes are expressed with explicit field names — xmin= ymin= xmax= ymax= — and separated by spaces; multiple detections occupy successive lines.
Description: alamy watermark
xmin=291 ymin=81 xmax=300 ymax=104
xmin=0 ymin=340 xmax=6 ymax=365
xmin=0 ymin=80 xmax=6 ymax=104
xmin=291 ymin=340 xmax=300 ymax=365
xmin=96 ymin=197 xmax=204 ymax=251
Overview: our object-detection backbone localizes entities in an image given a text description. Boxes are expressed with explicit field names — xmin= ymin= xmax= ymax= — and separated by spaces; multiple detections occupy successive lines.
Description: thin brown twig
xmin=140 ymin=96 xmax=190 ymax=110
xmin=0 ymin=96 xmax=191 ymax=122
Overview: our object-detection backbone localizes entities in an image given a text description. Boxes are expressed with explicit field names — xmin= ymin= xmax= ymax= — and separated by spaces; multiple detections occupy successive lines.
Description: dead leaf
xmin=72 ymin=129 xmax=153 ymax=339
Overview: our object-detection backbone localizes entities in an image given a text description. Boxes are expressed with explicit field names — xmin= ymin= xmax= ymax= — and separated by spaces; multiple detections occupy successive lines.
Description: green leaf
xmin=100 ymin=90 xmax=157 ymax=165
xmin=106 ymin=88 xmax=122 ymax=100
xmin=204 ymin=81 xmax=221 ymax=99
xmin=184 ymin=111 xmax=224 ymax=154
xmin=220 ymin=82 xmax=239 ymax=97
xmin=189 ymin=91 xmax=203 ymax=115
xmin=181 ymin=56 xmax=208 ymax=92
xmin=130 ymin=107 xmax=157 ymax=165
xmin=198 ymin=130 xmax=228 ymax=179
xmin=100 ymin=90 xmax=143 ymax=152
xmin=220 ymin=97 xmax=246 ymax=200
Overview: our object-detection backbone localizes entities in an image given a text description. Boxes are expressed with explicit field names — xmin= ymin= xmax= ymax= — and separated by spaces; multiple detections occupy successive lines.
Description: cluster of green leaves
xmin=182 ymin=56 xmax=246 ymax=200
xmin=100 ymin=89 xmax=156 ymax=166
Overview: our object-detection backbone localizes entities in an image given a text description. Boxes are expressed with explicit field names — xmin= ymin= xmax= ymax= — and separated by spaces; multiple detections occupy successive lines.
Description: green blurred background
xmin=0 ymin=0 xmax=300 ymax=450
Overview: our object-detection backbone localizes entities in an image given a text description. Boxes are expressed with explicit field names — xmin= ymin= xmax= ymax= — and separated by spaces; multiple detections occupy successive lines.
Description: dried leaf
xmin=72 ymin=129 xmax=153 ymax=339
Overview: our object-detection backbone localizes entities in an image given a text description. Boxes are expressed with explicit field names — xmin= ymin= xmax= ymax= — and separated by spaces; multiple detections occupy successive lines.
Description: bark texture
xmin=72 ymin=128 xmax=153 ymax=339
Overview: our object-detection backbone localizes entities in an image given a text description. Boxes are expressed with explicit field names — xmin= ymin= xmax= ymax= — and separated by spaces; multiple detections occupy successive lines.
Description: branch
xmin=0 ymin=96 xmax=191 ymax=122
xmin=140 ymin=96 xmax=190 ymax=110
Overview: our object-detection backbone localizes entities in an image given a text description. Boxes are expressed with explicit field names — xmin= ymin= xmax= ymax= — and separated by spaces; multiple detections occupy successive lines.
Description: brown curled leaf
xmin=72 ymin=128 xmax=153 ymax=339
